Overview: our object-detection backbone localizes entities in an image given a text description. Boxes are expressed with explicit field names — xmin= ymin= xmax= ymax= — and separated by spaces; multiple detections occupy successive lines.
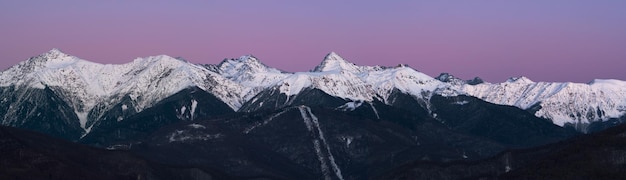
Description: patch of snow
xmin=313 ymin=140 xmax=331 ymax=180
xmin=299 ymin=106 xmax=314 ymax=131
xmin=453 ymin=101 xmax=469 ymax=105
xmin=244 ymin=107 xmax=294 ymax=134
xmin=369 ymin=103 xmax=380 ymax=119
xmin=299 ymin=106 xmax=344 ymax=180
xmin=180 ymin=106 xmax=187 ymax=116
xmin=336 ymin=101 xmax=363 ymax=111
xmin=80 ymin=125 xmax=93 ymax=139
xmin=279 ymin=73 xmax=313 ymax=96
xmin=188 ymin=123 xmax=206 ymax=129
xmin=504 ymin=156 xmax=512 ymax=172
xmin=190 ymin=99 xmax=198 ymax=119
xmin=168 ymin=130 xmax=222 ymax=143
xmin=75 ymin=111 xmax=90 ymax=130
xmin=340 ymin=136 xmax=354 ymax=148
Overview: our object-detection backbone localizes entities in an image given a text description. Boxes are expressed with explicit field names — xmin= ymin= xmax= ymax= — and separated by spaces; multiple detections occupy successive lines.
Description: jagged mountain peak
xmin=27 ymin=48 xmax=82 ymax=67
xmin=218 ymin=55 xmax=283 ymax=76
xmin=395 ymin=64 xmax=410 ymax=68
xmin=219 ymin=55 xmax=261 ymax=69
xmin=217 ymin=55 xmax=259 ymax=65
xmin=313 ymin=52 xmax=360 ymax=72
xmin=506 ymin=76 xmax=534 ymax=84
xmin=436 ymin=73 xmax=465 ymax=84
xmin=0 ymin=49 xmax=91 ymax=75
xmin=45 ymin=48 xmax=68 ymax=56
xmin=324 ymin=51 xmax=343 ymax=61
xmin=436 ymin=73 xmax=484 ymax=85
xmin=237 ymin=54 xmax=259 ymax=62
xmin=467 ymin=77 xmax=484 ymax=85
xmin=31 ymin=48 xmax=73 ymax=61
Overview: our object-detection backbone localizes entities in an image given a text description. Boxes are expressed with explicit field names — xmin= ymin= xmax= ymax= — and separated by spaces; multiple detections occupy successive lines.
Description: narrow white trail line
xmin=244 ymin=107 xmax=293 ymax=134
xmin=306 ymin=107 xmax=345 ymax=180
xmin=313 ymin=139 xmax=332 ymax=180
xmin=299 ymin=106 xmax=314 ymax=131
xmin=369 ymin=102 xmax=380 ymax=119
xmin=299 ymin=106 xmax=345 ymax=180
xmin=190 ymin=99 xmax=198 ymax=120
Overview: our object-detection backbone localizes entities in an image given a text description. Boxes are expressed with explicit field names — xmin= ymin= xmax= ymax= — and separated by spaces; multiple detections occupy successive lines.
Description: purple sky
xmin=1 ymin=1 xmax=625 ymax=83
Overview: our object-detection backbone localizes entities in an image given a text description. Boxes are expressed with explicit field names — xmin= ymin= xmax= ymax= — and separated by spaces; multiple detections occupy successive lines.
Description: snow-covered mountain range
xmin=1 ymin=49 xmax=625 ymax=134
xmin=0 ymin=49 xmax=245 ymax=134
xmin=457 ymin=76 xmax=626 ymax=129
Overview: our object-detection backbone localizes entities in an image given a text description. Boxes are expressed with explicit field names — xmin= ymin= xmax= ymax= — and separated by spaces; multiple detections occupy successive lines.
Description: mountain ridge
xmin=1 ymin=49 xmax=625 ymax=134
xmin=1 ymin=48 xmax=623 ymax=179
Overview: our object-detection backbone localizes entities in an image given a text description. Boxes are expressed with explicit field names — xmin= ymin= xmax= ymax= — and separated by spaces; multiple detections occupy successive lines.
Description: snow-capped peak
xmin=436 ymin=73 xmax=466 ymax=85
xmin=218 ymin=55 xmax=282 ymax=74
xmin=506 ymin=76 xmax=534 ymax=84
xmin=458 ymin=76 xmax=626 ymax=128
xmin=215 ymin=54 xmax=290 ymax=104
xmin=436 ymin=73 xmax=484 ymax=85
xmin=46 ymin=48 xmax=68 ymax=56
xmin=32 ymin=48 xmax=72 ymax=61
xmin=312 ymin=52 xmax=360 ymax=72
xmin=24 ymin=48 xmax=85 ymax=69
xmin=131 ymin=54 xmax=189 ymax=66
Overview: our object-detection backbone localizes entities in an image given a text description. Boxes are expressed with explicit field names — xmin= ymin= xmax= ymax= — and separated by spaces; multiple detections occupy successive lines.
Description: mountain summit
xmin=506 ymin=76 xmax=534 ymax=84
xmin=312 ymin=52 xmax=360 ymax=72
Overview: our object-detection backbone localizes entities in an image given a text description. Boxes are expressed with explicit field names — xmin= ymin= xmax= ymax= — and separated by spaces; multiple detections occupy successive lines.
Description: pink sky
xmin=1 ymin=1 xmax=625 ymax=82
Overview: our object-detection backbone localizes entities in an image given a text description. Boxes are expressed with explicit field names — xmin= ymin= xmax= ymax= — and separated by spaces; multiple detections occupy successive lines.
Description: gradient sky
xmin=1 ymin=1 xmax=625 ymax=83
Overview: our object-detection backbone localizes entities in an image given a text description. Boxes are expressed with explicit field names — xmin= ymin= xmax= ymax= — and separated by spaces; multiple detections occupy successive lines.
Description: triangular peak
xmin=324 ymin=51 xmax=344 ymax=61
xmin=312 ymin=51 xmax=359 ymax=72
xmin=15 ymin=48 xmax=84 ymax=70
xmin=47 ymin=48 xmax=66 ymax=55
xmin=37 ymin=48 xmax=72 ymax=59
